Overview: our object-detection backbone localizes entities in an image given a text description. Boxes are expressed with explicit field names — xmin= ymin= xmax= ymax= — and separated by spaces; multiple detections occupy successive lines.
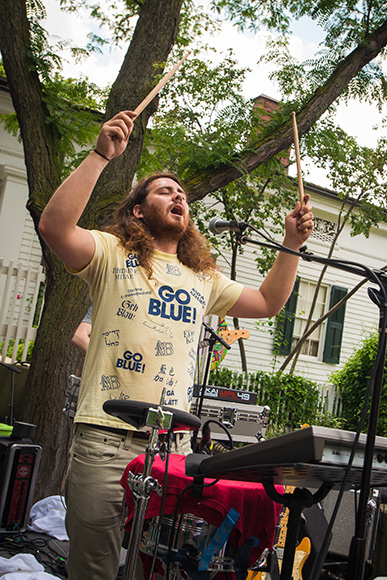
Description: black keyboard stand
xmin=262 ymin=481 xmax=333 ymax=580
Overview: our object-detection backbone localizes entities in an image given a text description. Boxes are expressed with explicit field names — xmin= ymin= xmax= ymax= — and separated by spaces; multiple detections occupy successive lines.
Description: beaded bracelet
xmin=93 ymin=148 xmax=111 ymax=162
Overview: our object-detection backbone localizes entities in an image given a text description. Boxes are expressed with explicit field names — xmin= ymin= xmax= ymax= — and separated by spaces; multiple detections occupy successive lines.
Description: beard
xmin=141 ymin=203 xmax=188 ymax=241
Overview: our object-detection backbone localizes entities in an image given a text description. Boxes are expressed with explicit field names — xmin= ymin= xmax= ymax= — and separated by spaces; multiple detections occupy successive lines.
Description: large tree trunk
xmin=0 ymin=0 xmax=184 ymax=500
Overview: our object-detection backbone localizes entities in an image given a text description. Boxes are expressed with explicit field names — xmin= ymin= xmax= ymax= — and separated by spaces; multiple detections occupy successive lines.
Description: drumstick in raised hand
xmin=292 ymin=111 xmax=309 ymax=234
xmin=292 ymin=111 xmax=304 ymax=206
xmin=134 ymin=51 xmax=191 ymax=116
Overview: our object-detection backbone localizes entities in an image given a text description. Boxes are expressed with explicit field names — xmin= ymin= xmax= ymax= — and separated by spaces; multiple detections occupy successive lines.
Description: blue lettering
xmin=148 ymin=291 xmax=196 ymax=323
xmin=159 ymin=285 xmax=174 ymax=302
xmin=169 ymin=303 xmax=182 ymax=321
xmin=149 ymin=298 xmax=161 ymax=316
xmin=116 ymin=358 xmax=146 ymax=373
xmin=158 ymin=286 xmax=190 ymax=305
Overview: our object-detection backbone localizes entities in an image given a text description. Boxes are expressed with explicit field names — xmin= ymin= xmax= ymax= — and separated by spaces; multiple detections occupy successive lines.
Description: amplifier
xmin=0 ymin=438 xmax=42 ymax=531
xmin=191 ymin=385 xmax=269 ymax=443
xmin=322 ymin=488 xmax=380 ymax=560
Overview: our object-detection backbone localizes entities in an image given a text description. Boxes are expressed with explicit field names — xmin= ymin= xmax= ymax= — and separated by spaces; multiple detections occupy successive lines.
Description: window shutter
xmin=276 ymin=278 xmax=300 ymax=356
xmin=323 ymin=285 xmax=348 ymax=364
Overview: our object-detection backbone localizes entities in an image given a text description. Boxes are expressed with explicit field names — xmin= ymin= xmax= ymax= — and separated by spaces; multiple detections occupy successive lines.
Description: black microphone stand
xmin=191 ymin=322 xmax=231 ymax=452
xmin=236 ymin=227 xmax=387 ymax=580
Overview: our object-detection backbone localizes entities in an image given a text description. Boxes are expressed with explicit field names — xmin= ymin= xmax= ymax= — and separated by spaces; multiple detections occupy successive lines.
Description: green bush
xmin=330 ymin=331 xmax=387 ymax=436
xmin=0 ymin=339 xmax=34 ymax=362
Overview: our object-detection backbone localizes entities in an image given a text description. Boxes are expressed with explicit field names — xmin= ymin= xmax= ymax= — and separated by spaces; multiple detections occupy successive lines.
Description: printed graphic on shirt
xmin=188 ymin=347 xmax=197 ymax=361
xmin=184 ymin=330 xmax=195 ymax=344
xmin=187 ymin=360 xmax=195 ymax=379
xmin=102 ymin=329 xmax=120 ymax=347
xmin=112 ymin=253 xmax=140 ymax=280
xmin=143 ymin=320 xmax=174 ymax=338
xmin=153 ymin=364 xmax=177 ymax=390
xmin=116 ymin=298 xmax=138 ymax=321
xmin=187 ymin=384 xmax=194 ymax=404
xmin=100 ymin=374 xmax=121 ymax=391
xmin=164 ymin=388 xmax=178 ymax=406
xmin=155 ymin=340 xmax=174 ymax=356
xmin=165 ymin=264 xmax=182 ymax=276
xmin=121 ymin=288 xmax=152 ymax=299
xmin=107 ymin=391 xmax=130 ymax=401
xmin=116 ymin=350 xmax=146 ymax=373
xmin=126 ymin=253 xmax=140 ymax=268
xmin=148 ymin=285 xmax=197 ymax=323
xmin=190 ymin=288 xmax=206 ymax=308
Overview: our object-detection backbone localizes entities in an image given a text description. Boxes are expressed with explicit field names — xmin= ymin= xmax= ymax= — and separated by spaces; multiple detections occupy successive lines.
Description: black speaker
xmin=321 ymin=488 xmax=380 ymax=561
xmin=0 ymin=431 xmax=42 ymax=531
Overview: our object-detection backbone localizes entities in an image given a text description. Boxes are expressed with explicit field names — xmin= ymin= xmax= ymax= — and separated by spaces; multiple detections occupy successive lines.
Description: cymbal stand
xmin=123 ymin=392 xmax=173 ymax=580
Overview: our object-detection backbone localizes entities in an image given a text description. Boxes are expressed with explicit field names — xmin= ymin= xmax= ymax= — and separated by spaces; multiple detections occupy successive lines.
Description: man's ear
xmin=132 ymin=204 xmax=144 ymax=219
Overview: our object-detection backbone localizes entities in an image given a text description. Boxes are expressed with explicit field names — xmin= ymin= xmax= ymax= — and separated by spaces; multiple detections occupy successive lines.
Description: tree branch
xmin=186 ymin=17 xmax=387 ymax=201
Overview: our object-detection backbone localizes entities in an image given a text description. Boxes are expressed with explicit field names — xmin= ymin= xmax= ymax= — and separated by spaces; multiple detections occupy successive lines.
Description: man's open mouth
xmin=171 ymin=205 xmax=183 ymax=216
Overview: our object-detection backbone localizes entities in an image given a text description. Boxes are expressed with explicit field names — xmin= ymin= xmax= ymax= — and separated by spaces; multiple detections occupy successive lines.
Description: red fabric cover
xmin=120 ymin=453 xmax=283 ymax=560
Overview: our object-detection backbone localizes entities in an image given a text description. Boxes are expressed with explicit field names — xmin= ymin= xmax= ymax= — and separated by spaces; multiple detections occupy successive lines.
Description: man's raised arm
xmin=227 ymin=194 xmax=314 ymax=320
xmin=38 ymin=111 xmax=137 ymax=271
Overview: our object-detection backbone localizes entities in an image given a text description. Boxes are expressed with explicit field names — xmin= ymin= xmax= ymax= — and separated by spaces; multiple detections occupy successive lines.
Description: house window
xmin=276 ymin=279 xmax=347 ymax=363
xmin=292 ymin=281 xmax=327 ymax=357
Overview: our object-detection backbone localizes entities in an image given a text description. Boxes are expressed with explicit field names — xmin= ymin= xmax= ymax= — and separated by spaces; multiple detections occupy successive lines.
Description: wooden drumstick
xmin=292 ymin=111 xmax=304 ymax=206
xmin=134 ymin=51 xmax=191 ymax=116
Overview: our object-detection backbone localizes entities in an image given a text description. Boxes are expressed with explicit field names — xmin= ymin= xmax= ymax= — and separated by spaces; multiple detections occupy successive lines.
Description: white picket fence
xmin=0 ymin=258 xmax=45 ymax=364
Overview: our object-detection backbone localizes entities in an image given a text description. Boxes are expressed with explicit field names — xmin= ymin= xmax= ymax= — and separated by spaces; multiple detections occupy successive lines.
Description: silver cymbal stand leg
xmin=123 ymin=393 xmax=173 ymax=580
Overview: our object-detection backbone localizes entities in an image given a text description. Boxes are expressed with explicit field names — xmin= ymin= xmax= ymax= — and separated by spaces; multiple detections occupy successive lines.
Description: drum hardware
xmin=118 ymin=392 xmax=172 ymax=580
xmin=103 ymin=395 xmax=201 ymax=580
xmin=163 ymin=481 xmax=238 ymax=580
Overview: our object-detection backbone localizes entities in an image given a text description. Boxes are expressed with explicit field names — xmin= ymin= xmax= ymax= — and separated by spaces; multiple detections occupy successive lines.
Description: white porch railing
xmin=0 ymin=258 xmax=45 ymax=364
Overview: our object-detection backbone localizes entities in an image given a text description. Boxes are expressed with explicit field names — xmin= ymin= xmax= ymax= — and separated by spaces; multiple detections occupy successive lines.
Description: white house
xmin=0 ymin=78 xmax=41 ymax=269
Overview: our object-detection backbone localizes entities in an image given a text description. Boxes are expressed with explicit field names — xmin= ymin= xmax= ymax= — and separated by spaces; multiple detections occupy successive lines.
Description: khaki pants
xmin=64 ymin=423 xmax=191 ymax=580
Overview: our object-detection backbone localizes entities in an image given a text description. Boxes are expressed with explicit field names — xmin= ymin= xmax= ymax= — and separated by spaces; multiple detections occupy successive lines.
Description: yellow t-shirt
xmin=72 ymin=230 xmax=243 ymax=430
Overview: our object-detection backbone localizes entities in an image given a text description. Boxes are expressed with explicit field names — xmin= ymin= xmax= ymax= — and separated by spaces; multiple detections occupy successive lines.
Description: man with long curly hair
xmin=39 ymin=110 xmax=313 ymax=580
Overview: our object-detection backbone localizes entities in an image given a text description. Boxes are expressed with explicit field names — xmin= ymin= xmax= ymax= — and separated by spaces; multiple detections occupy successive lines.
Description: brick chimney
xmin=253 ymin=94 xmax=290 ymax=173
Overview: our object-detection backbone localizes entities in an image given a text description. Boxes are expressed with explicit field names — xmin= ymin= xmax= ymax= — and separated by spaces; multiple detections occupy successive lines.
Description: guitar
xmin=246 ymin=497 xmax=311 ymax=579
xmin=198 ymin=328 xmax=250 ymax=349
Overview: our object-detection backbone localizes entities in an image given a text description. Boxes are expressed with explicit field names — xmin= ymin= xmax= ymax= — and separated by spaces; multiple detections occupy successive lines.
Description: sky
xmin=42 ymin=0 xmax=387 ymax=188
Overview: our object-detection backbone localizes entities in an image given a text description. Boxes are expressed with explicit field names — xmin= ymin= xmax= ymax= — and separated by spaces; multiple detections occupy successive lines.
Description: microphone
xmin=209 ymin=217 xmax=249 ymax=235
